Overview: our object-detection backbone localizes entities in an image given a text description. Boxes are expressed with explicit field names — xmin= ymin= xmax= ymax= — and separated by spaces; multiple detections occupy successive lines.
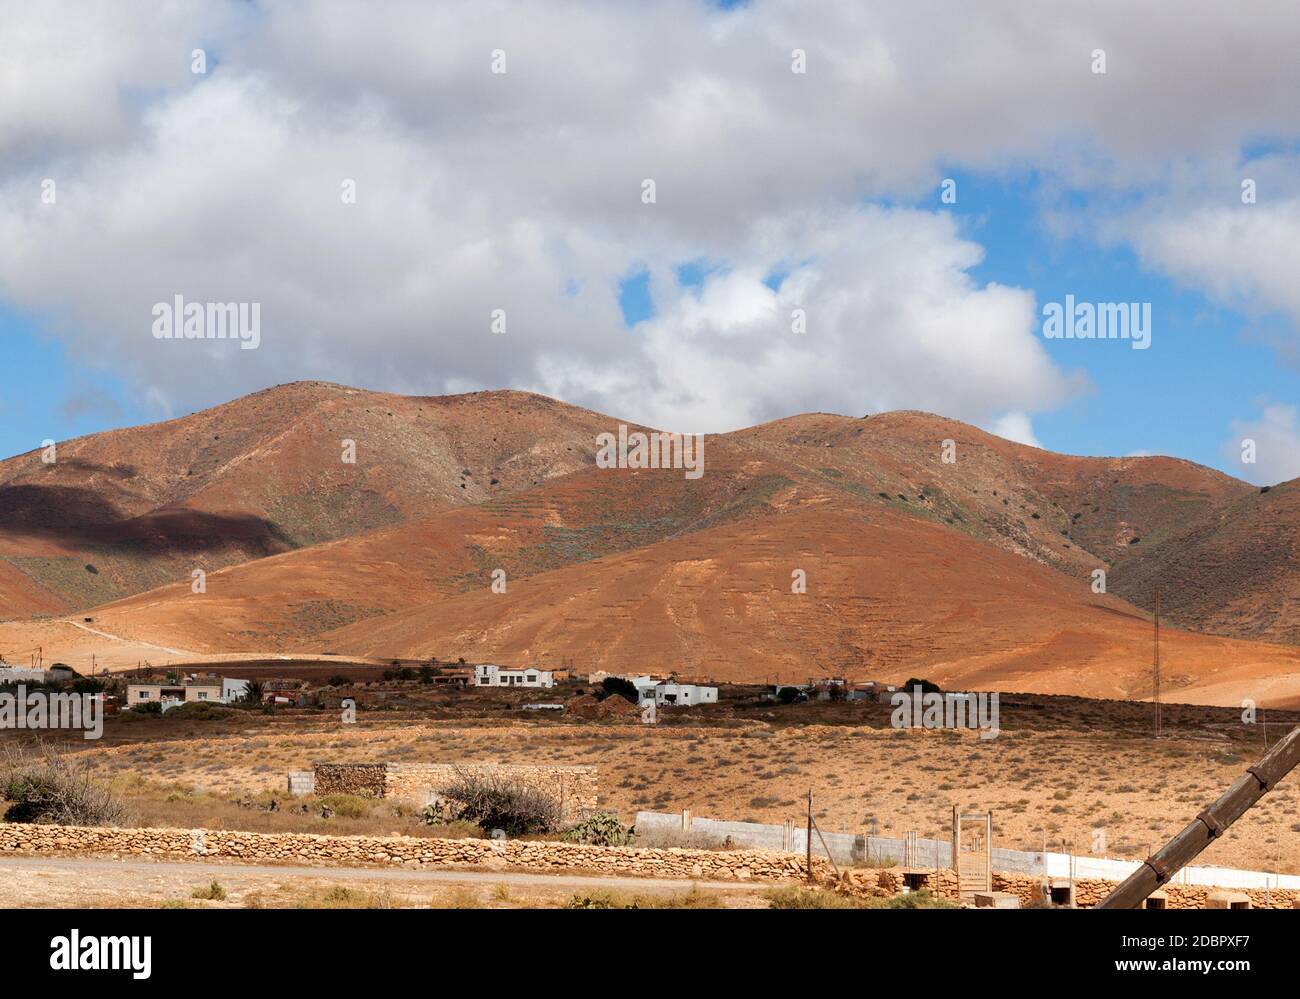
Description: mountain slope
xmin=1109 ymin=478 xmax=1300 ymax=643
xmin=4 ymin=384 xmax=1299 ymax=705
xmin=305 ymin=501 xmax=1300 ymax=706
xmin=0 ymin=382 xmax=618 ymax=617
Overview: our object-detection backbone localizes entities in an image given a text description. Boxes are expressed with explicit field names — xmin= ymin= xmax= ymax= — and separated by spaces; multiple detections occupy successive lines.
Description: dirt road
xmin=0 ymin=855 xmax=778 ymax=908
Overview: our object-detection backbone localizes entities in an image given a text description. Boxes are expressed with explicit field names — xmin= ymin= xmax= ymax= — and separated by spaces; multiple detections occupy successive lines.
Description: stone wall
xmin=314 ymin=763 xmax=386 ymax=797
xmin=1 ymin=819 xmax=1295 ymax=907
xmin=988 ymin=871 xmax=1300 ymax=910
xmin=835 ymin=865 xmax=1300 ymax=909
xmin=314 ymin=761 xmax=599 ymax=823
xmin=0 ymin=821 xmax=820 ymax=883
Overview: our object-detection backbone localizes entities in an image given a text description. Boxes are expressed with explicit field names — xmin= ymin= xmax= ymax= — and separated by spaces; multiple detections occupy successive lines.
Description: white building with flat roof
xmin=653 ymin=683 xmax=717 ymax=706
xmin=0 ymin=667 xmax=51 ymax=684
xmin=626 ymin=678 xmax=718 ymax=706
xmin=475 ymin=664 xmax=554 ymax=688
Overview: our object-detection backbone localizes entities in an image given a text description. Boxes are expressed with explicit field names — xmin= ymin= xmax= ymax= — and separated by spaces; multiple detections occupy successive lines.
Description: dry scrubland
xmin=16 ymin=689 xmax=1299 ymax=877
xmin=0 ymin=859 xmax=767 ymax=910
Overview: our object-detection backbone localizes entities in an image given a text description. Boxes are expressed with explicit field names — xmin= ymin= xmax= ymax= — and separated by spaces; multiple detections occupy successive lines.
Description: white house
xmin=653 ymin=683 xmax=717 ymax=706
xmin=623 ymin=676 xmax=717 ymax=707
xmin=0 ymin=667 xmax=51 ymax=684
xmin=222 ymin=678 xmax=250 ymax=703
xmin=475 ymin=664 xmax=554 ymax=688
xmin=629 ymin=676 xmax=659 ymax=704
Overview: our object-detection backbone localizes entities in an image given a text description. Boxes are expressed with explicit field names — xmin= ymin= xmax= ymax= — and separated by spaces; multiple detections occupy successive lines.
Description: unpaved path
xmin=65 ymin=619 xmax=192 ymax=658
xmin=0 ymin=855 xmax=779 ymax=908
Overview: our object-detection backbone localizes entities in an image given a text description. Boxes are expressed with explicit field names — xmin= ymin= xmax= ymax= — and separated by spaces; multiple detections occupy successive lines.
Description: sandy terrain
xmin=0 ymin=855 xmax=767 ymax=909
xmin=46 ymin=697 xmax=1300 ymax=877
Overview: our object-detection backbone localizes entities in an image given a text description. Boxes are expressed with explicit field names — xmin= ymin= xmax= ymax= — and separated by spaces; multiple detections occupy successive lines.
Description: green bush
xmin=129 ymin=701 xmax=162 ymax=715
xmin=166 ymin=701 xmax=232 ymax=721
xmin=599 ymin=677 xmax=639 ymax=704
xmin=901 ymin=677 xmax=941 ymax=695
xmin=562 ymin=811 xmax=634 ymax=846
xmin=318 ymin=794 xmax=373 ymax=819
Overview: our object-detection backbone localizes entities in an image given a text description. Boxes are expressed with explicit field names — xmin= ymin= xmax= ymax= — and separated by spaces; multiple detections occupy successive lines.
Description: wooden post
xmin=1100 ymin=725 xmax=1300 ymax=908
xmin=806 ymin=789 xmax=813 ymax=881
xmin=951 ymin=805 xmax=959 ymax=873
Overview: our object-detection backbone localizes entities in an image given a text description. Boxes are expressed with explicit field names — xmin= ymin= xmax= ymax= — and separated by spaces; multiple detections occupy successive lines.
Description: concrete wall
xmin=635 ymin=810 xmax=1300 ymax=891
xmin=286 ymin=772 xmax=316 ymax=797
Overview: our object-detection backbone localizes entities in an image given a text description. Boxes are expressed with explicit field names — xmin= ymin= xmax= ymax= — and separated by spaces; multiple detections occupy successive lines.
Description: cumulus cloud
xmin=1225 ymin=404 xmax=1300 ymax=486
xmin=1116 ymin=154 xmax=1300 ymax=330
xmin=986 ymin=411 xmax=1043 ymax=449
xmin=2 ymin=1 xmax=1300 ymax=431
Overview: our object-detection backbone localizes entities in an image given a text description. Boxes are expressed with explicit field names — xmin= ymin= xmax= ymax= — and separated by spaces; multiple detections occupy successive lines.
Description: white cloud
xmin=1115 ymin=154 xmax=1300 ymax=330
xmin=1225 ymin=404 xmax=1300 ymax=486
xmin=986 ymin=411 xmax=1043 ymax=449
xmin=2 ymin=1 xmax=1300 ymax=430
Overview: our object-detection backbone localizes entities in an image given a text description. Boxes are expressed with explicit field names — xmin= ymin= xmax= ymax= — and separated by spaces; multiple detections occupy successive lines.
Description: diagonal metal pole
xmin=1098 ymin=725 xmax=1300 ymax=909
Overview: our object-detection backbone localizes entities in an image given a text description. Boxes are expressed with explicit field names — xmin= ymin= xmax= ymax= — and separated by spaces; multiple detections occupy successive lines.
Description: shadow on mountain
xmin=0 ymin=484 xmax=294 ymax=555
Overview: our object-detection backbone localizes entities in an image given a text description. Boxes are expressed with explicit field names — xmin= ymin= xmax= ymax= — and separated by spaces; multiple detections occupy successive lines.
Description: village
xmin=2 ymin=654 xmax=1298 ymax=911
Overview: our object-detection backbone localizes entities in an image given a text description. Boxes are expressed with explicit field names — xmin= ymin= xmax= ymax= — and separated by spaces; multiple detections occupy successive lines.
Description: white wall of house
xmin=653 ymin=683 xmax=718 ymax=705
xmin=0 ymin=667 xmax=51 ymax=684
xmin=475 ymin=664 xmax=554 ymax=688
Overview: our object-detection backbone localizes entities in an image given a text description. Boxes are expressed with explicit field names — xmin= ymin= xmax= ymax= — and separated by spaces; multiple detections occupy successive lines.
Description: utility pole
xmin=1153 ymin=588 xmax=1161 ymax=739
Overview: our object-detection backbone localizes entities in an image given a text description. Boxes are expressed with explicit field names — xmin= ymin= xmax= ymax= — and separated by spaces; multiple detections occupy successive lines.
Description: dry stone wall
xmin=0 ymin=821 xmax=819 ymax=883
xmin=3 ymin=820 xmax=1294 ymax=907
xmin=988 ymin=871 xmax=1300 ymax=910
xmin=314 ymin=763 xmax=386 ymax=797
xmin=838 ymin=865 xmax=1299 ymax=908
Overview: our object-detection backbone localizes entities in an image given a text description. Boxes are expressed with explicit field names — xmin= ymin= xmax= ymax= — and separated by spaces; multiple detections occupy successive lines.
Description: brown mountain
xmin=2 ymin=383 xmax=1298 ymax=705
xmin=1109 ymin=478 xmax=1300 ymax=644
xmin=0 ymin=382 xmax=614 ymax=618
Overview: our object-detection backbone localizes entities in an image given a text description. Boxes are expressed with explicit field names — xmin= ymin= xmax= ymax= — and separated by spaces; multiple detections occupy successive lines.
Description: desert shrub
xmin=562 ymin=811 xmax=634 ymax=846
xmin=318 ymin=794 xmax=373 ymax=819
xmin=599 ymin=677 xmax=639 ymax=704
xmin=166 ymin=701 xmax=232 ymax=721
xmin=563 ymin=892 xmax=634 ymax=909
xmin=0 ymin=747 xmax=132 ymax=826
xmin=777 ymin=686 xmax=801 ymax=704
xmin=563 ymin=887 xmax=722 ymax=909
xmin=884 ymin=889 xmax=959 ymax=909
xmin=191 ymin=880 xmax=227 ymax=901
xmin=129 ymin=701 xmax=162 ymax=715
xmin=437 ymin=769 xmax=561 ymax=836
xmin=326 ymin=675 xmax=350 ymax=688
xmin=765 ymin=887 xmax=861 ymax=909
xmin=628 ymin=826 xmax=734 ymax=850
